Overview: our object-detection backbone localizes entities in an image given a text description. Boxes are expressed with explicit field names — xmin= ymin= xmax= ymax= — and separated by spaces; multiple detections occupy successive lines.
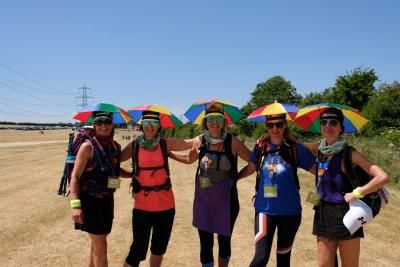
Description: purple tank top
xmin=317 ymin=151 xmax=353 ymax=203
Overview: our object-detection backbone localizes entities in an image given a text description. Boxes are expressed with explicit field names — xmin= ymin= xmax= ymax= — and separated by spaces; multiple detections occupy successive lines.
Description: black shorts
xmin=313 ymin=200 xmax=363 ymax=240
xmin=75 ymin=192 xmax=114 ymax=235
xmin=126 ymin=208 xmax=175 ymax=265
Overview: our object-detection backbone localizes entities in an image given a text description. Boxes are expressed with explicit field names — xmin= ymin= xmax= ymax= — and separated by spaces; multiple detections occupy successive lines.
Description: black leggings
xmin=125 ymin=208 xmax=175 ymax=266
xmin=250 ymin=213 xmax=301 ymax=267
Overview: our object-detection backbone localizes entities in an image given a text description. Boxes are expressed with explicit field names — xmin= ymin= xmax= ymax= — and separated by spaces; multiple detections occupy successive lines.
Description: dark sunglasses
xmin=266 ymin=121 xmax=285 ymax=129
xmin=320 ymin=118 xmax=339 ymax=126
xmin=94 ymin=121 xmax=113 ymax=126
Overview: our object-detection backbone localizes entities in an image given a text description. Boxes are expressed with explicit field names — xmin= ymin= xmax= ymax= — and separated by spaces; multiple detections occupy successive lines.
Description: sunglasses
xmin=266 ymin=121 xmax=285 ymax=129
xmin=320 ymin=118 xmax=339 ymax=126
xmin=142 ymin=119 xmax=160 ymax=127
xmin=94 ymin=121 xmax=113 ymax=126
xmin=207 ymin=116 xmax=225 ymax=123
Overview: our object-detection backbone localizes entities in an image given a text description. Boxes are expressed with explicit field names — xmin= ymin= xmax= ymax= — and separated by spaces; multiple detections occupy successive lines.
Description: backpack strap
xmin=159 ymin=138 xmax=170 ymax=176
xmin=254 ymin=137 xmax=268 ymax=194
xmin=343 ymin=144 xmax=361 ymax=188
xmin=284 ymin=141 xmax=300 ymax=190
xmin=132 ymin=139 xmax=140 ymax=176
xmin=196 ymin=135 xmax=208 ymax=177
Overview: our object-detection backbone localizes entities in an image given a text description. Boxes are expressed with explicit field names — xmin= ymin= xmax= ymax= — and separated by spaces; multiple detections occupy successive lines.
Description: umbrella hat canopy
xmin=184 ymin=99 xmax=243 ymax=125
xmin=294 ymin=102 xmax=368 ymax=133
xmin=127 ymin=104 xmax=182 ymax=128
xmin=73 ymin=102 xmax=132 ymax=124
xmin=246 ymin=102 xmax=299 ymax=123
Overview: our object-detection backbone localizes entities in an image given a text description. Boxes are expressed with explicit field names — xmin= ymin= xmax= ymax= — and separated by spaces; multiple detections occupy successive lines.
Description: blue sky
xmin=0 ymin=0 xmax=399 ymax=123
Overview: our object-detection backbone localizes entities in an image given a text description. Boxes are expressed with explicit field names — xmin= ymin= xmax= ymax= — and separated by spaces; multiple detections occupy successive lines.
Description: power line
xmin=0 ymin=62 xmax=71 ymax=95
xmin=0 ymin=80 xmax=69 ymax=106
xmin=0 ymin=102 xmax=70 ymax=116
xmin=0 ymin=75 xmax=73 ymax=95
xmin=0 ymin=96 xmax=67 ymax=107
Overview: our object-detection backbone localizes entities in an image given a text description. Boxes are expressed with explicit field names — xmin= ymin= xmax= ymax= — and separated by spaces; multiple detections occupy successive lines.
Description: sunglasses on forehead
xmin=266 ymin=121 xmax=285 ymax=129
xmin=320 ymin=118 xmax=339 ymax=126
xmin=142 ymin=119 xmax=160 ymax=127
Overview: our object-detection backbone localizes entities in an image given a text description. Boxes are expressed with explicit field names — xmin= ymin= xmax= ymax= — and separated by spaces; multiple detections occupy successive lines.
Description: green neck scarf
xmin=138 ymin=133 xmax=160 ymax=149
xmin=204 ymin=131 xmax=226 ymax=144
xmin=319 ymin=138 xmax=346 ymax=155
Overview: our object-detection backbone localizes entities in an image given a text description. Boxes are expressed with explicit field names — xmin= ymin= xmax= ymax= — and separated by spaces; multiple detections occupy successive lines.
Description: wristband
xmin=353 ymin=187 xmax=364 ymax=199
xmin=70 ymin=199 xmax=81 ymax=209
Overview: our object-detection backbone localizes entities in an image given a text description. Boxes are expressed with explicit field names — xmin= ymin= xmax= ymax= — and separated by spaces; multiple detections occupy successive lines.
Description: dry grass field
xmin=0 ymin=129 xmax=399 ymax=267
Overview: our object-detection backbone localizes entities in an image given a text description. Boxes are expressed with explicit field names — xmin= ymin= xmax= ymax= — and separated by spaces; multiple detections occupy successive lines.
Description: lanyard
xmin=93 ymin=137 xmax=118 ymax=176
xmin=316 ymin=156 xmax=332 ymax=189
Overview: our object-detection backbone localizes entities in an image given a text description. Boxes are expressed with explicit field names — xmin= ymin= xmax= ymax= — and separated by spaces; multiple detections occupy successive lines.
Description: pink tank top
xmin=133 ymin=144 xmax=175 ymax=211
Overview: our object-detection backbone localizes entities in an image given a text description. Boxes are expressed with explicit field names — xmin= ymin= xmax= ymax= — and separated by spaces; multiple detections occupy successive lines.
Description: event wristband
xmin=70 ymin=199 xmax=81 ymax=209
xmin=353 ymin=187 xmax=364 ymax=199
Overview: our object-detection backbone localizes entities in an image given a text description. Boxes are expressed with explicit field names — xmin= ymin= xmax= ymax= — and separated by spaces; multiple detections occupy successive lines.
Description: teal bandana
xmin=137 ymin=133 xmax=160 ymax=149
xmin=319 ymin=138 xmax=346 ymax=155
xmin=204 ymin=131 xmax=226 ymax=144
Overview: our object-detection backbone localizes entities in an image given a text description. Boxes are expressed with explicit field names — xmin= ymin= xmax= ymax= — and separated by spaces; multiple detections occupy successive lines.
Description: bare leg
xmin=88 ymin=233 xmax=108 ymax=267
xmin=150 ymin=254 xmax=163 ymax=267
xmin=317 ymin=236 xmax=339 ymax=267
xmin=88 ymin=241 xmax=94 ymax=267
xmin=338 ymin=238 xmax=360 ymax=267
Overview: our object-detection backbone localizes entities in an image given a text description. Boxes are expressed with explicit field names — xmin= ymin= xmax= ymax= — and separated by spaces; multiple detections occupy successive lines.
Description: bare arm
xmin=344 ymin=150 xmax=390 ymax=202
xmin=169 ymin=138 xmax=200 ymax=164
xmin=238 ymin=161 xmax=256 ymax=180
xmin=69 ymin=142 xmax=92 ymax=224
xmin=303 ymin=142 xmax=319 ymax=156
xmin=231 ymin=135 xmax=251 ymax=162
xmin=166 ymin=137 xmax=196 ymax=152
xmin=120 ymin=141 xmax=133 ymax=162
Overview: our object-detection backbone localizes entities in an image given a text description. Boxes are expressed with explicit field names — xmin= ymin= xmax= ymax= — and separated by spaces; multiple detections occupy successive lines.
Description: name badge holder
xmin=306 ymin=156 xmax=331 ymax=205
xmin=263 ymin=153 xmax=279 ymax=198
xmin=200 ymin=154 xmax=212 ymax=189
xmin=108 ymin=176 xmax=121 ymax=189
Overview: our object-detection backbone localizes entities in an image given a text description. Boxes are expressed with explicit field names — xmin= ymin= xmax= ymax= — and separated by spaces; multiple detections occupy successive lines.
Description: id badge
xmin=306 ymin=191 xmax=320 ymax=205
xmin=199 ymin=176 xmax=212 ymax=189
xmin=107 ymin=177 xmax=121 ymax=189
xmin=264 ymin=185 xmax=278 ymax=198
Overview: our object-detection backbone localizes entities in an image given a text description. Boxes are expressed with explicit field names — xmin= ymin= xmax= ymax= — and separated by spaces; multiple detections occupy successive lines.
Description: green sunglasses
xmin=206 ymin=116 xmax=225 ymax=123
xmin=142 ymin=119 xmax=160 ymax=127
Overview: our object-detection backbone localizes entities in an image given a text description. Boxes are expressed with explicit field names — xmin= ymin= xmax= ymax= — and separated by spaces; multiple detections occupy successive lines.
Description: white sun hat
xmin=343 ymin=199 xmax=373 ymax=235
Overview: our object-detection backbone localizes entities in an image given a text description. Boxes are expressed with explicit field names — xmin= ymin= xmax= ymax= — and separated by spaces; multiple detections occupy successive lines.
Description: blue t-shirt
xmin=250 ymin=142 xmax=315 ymax=215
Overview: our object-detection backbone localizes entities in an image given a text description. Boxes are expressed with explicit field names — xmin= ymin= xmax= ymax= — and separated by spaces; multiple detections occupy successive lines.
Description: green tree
xmin=363 ymin=81 xmax=400 ymax=129
xmin=301 ymin=88 xmax=334 ymax=106
xmin=249 ymin=75 xmax=302 ymax=107
xmin=331 ymin=67 xmax=378 ymax=110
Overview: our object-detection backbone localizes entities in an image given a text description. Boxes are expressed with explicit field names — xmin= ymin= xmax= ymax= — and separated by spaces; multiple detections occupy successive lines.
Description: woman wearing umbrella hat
xmin=69 ymin=111 xmax=124 ymax=267
xmin=120 ymin=110 xmax=195 ymax=267
xmin=238 ymin=105 xmax=316 ymax=267
xmin=311 ymin=107 xmax=389 ymax=266
xmin=170 ymin=103 xmax=251 ymax=267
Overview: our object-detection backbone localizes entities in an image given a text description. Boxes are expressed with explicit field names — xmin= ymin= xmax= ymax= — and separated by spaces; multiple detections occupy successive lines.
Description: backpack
xmin=254 ymin=138 xmax=298 ymax=195
xmin=343 ymin=145 xmax=381 ymax=217
xmin=57 ymin=126 xmax=96 ymax=196
xmin=130 ymin=137 xmax=171 ymax=195
xmin=196 ymin=133 xmax=238 ymax=181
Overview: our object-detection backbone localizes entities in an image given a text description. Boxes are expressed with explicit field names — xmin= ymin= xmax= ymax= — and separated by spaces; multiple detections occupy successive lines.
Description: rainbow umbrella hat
xmin=73 ymin=102 xmax=132 ymax=124
xmin=127 ymin=104 xmax=182 ymax=128
xmin=294 ymin=102 xmax=368 ymax=133
xmin=246 ymin=102 xmax=299 ymax=123
xmin=184 ymin=99 xmax=243 ymax=125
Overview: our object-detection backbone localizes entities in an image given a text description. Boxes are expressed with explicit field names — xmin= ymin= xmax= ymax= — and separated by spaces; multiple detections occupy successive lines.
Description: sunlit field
xmin=0 ymin=129 xmax=399 ymax=267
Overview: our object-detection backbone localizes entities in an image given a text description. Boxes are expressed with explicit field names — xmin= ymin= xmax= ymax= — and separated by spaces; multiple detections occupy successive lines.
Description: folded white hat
xmin=343 ymin=199 xmax=373 ymax=235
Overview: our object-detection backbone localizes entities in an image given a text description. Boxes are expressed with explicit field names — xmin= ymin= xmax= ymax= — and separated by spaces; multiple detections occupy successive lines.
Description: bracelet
xmin=353 ymin=187 xmax=364 ymax=199
xmin=70 ymin=199 xmax=81 ymax=209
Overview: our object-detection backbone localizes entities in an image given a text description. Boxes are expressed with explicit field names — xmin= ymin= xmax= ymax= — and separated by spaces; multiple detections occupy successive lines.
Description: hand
xmin=71 ymin=208 xmax=84 ymax=224
xmin=344 ymin=192 xmax=357 ymax=203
